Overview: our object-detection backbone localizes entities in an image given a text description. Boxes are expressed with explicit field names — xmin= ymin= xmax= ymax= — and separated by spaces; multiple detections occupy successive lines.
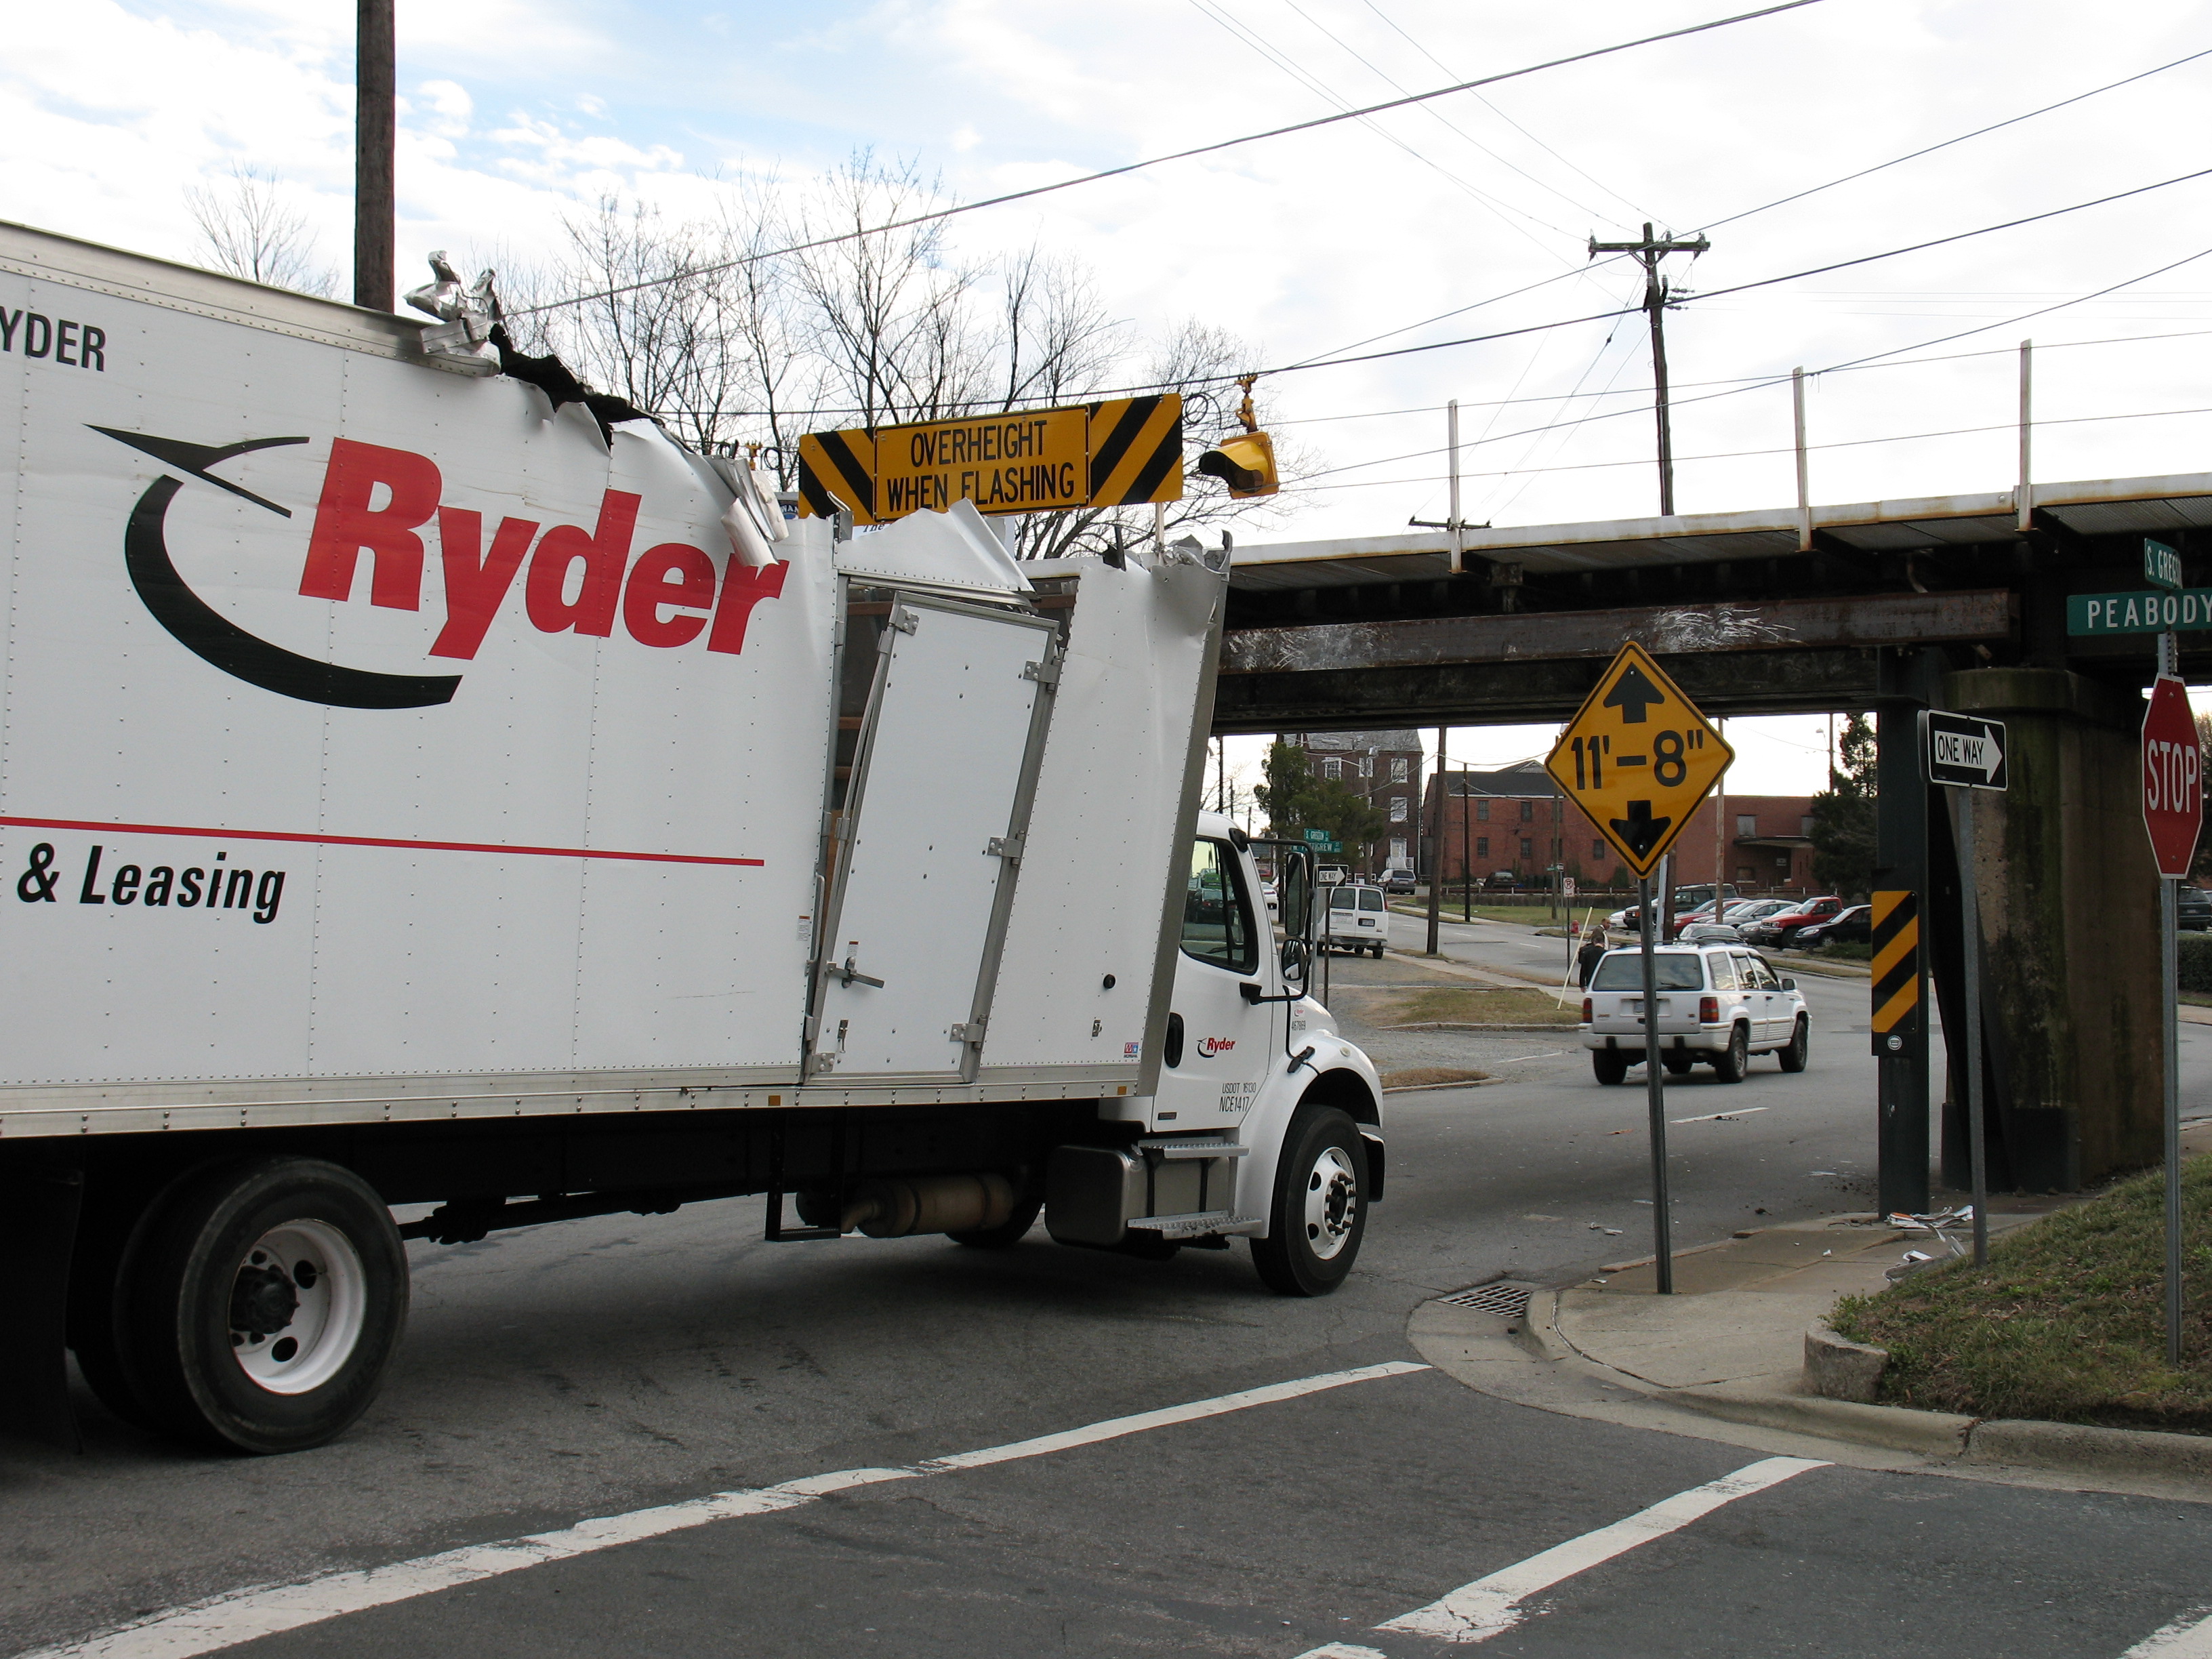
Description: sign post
xmin=1547 ymin=641 xmax=1735 ymax=1294
xmin=1923 ymin=711 xmax=2007 ymax=1266
xmin=2143 ymin=660 xmax=2203 ymax=1365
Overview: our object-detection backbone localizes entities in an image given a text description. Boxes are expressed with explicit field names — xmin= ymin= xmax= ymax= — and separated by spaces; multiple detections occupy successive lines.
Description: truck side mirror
xmin=1279 ymin=937 xmax=1310 ymax=986
xmin=1282 ymin=863 xmax=1309 ymax=940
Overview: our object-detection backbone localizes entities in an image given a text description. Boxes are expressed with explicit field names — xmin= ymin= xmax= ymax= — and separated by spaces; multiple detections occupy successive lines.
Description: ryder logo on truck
xmin=94 ymin=428 xmax=786 ymax=711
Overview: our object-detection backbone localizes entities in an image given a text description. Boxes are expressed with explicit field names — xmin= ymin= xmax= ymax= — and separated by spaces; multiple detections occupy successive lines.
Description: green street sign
xmin=2146 ymin=538 xmax=2184 ymax=592
xmin=2068 ymin=589 xmax=2212 ymax=636
xmin=1303 ymin=828 xmax=1330 ymax=844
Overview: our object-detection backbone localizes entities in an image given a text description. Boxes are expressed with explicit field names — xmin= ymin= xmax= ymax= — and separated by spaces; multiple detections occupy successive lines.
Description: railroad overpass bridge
xmin=1216 ymin=472 xmax=2212 ymax=1210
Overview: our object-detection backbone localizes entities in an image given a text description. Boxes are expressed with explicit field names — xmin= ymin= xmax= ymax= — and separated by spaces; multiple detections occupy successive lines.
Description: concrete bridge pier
xmin=1938 ymin=667 xmax=2163 ymax=1193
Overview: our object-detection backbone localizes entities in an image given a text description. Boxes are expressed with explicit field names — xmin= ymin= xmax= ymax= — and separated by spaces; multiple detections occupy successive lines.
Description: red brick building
xmin=1284 ymin=730 xmax=1425 ymax=872
xmin=1420 ymin=760 xmax=1816 ymax=893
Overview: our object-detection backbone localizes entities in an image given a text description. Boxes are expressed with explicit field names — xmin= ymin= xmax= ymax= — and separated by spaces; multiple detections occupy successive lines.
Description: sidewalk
xmin=1409 ymin=1118 xmax=2212 ymax=1502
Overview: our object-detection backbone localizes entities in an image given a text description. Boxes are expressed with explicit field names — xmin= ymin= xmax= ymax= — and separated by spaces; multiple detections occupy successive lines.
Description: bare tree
xmin=510 ymin=153 xmax=1317 ymax=545
xmin=186 ymin=165 xmax=335 ymax=296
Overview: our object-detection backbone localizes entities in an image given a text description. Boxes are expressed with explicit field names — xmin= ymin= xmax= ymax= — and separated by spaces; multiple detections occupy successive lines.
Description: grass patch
xmin=1361 ymin=985 xmax=1578 ymax=1027
xmin=1382 ymin=1066 xmax=1492 ymax=1090
xmin=1830 ymin=1154 xmax=2212 ymax=1433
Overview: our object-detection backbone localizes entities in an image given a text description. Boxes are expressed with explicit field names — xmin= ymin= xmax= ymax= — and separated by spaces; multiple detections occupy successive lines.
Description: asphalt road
xmin=5 ymin=920 xmax=2209 ymax=1658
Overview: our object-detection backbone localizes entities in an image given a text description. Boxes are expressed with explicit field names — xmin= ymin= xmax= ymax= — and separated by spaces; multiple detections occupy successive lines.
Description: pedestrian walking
xmin=1576 ymin=929 xmax=1609 ymax=988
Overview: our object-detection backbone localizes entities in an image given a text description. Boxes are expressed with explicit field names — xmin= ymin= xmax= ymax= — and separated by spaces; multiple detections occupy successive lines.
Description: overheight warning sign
xmin=797 ymin=395 xmax=1183 ymax=523
xmin=1543 ymin=641 xmax=1734 ymax=880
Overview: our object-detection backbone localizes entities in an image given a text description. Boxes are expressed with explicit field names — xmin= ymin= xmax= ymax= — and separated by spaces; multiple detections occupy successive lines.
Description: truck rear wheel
xmin=1251 ymin=1105 xmax=1368 ymax=1296
xmin=118 ymin=1158 xmax=409 ymax=1454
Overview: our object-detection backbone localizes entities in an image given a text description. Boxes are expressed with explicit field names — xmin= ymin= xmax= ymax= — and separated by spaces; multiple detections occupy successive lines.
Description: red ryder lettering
xmin=300 ymin=438 xmax=783 ymax=659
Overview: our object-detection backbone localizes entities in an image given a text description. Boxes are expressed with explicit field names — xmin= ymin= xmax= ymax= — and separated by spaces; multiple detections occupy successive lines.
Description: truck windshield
xmin=1590 ymin=953 xmax=1705 ymax=991
xmin=1181 ymin=838 xmax=1257 ymax=972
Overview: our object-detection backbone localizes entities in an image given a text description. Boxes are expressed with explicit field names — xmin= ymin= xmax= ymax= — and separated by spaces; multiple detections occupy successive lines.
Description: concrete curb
xmin=1519 ymin=1290 xmax=2212 ymax=1480
xmin=1673 ymin=1385 xmax=1973 ymax=1458
xmin=1965 ymin=1418 xmax=2212 ymax=1479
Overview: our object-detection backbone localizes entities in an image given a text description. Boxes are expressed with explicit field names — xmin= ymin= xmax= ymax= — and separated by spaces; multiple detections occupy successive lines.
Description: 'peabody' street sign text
xmin=2068 ymin=590 xmax=2212 ymax=636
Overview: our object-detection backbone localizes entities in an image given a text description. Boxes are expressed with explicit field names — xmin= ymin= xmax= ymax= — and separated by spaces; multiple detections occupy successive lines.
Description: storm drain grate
xmin=1437 ymin=1282 xmax=1531 ymax=1317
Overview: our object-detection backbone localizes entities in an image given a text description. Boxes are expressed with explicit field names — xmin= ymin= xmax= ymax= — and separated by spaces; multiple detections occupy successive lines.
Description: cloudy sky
xmin=9 ymin=0 xmax=2208 ymax=800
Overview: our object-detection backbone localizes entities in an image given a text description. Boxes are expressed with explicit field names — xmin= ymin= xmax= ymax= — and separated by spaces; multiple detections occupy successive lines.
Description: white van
xmin=1325 ymin=882 xmax=1390 ymax=957
xmin=1581 ymin=945 xmax=1809 ymax=1084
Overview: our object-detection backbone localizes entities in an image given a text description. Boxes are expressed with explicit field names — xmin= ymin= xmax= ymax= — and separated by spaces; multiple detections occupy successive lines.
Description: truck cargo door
xmin=807 ymin=594 xmax=1058 ymax=1083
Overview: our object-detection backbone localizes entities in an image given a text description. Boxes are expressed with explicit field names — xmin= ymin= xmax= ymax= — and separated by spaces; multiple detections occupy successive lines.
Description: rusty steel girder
xmin=1219 ymin=588 xmax=2017 ymax=678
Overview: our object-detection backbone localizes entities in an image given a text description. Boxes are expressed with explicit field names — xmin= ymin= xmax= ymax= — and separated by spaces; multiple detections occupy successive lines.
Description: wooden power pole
xmin=1589 ymin=223 xmax=1708 ymax=516
xmin=354 ymin=0 xmax=396 ymax=310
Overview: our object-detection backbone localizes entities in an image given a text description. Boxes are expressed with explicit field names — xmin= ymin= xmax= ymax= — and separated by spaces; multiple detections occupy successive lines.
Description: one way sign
xmin=1924 ymin=711 xmax=2007 ymax=791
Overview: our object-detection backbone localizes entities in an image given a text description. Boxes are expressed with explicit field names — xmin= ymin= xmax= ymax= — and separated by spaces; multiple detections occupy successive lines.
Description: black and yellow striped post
xmin=1870 ymin=890 xmax=1921 ymax=1056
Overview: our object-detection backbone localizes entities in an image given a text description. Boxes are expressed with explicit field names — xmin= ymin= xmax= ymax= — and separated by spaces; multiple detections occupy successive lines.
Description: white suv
xmin=1581 ymin=945 xmax=1809 ymax=1084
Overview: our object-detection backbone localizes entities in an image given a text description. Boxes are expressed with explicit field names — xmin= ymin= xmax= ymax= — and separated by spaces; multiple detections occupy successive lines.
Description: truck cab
xmin=1049 ymin=816 xmax=1385 ymax=1296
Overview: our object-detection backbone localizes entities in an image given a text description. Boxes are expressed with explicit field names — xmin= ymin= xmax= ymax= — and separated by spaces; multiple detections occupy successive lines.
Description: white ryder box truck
xmin=0 ymin=222 xmax=1382 ymax=1454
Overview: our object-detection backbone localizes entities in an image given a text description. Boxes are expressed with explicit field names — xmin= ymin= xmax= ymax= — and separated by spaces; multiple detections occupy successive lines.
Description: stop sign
xmin=2142 ymin=674 xmax=2203 ymax=878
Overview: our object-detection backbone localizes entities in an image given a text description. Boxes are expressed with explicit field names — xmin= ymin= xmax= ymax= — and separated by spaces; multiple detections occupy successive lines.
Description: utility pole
xmin=1588 ymin=223 xmax=1708 ymax=516
xmin=1425 ymin=727 xmax=1446 ymax=956
xmin=354 ymin=0 xmax=396 ymax=310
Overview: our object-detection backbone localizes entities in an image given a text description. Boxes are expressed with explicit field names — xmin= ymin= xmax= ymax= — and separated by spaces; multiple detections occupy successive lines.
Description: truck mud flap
xmin=0 ymin=1149 xmax=84 ymax=1449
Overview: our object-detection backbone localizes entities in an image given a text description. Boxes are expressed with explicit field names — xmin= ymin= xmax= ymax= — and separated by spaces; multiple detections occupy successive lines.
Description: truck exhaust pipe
xmin=836 ymin=1172 xmax=1017 ymax=1238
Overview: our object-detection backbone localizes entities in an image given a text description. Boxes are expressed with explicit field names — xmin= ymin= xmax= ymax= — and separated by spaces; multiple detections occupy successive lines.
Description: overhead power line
xmin=1297 ymin=50 xmax=2212 ymax=383
xmin=1698 ymin=45 xmax=2212 ymax=230
xmin=1280 ymin=400 xmax=2212 ymax=495
xmin=1287 ymin=242 xmax=2212 ymax=483
xmin=509 ymin=0 xmax=1827 ymax=318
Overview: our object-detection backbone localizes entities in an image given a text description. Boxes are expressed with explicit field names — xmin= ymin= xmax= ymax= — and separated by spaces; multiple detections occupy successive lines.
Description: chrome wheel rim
xmin=229 ymin=1220 xmax=366 ymax=1395
xmin=1303 ymin=1145 xmax=1359 ymax=1261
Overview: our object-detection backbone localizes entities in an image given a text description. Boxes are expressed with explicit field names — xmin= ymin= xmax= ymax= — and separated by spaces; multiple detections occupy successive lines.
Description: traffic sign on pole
xmin=2142 ymin=674 xmax=2203 ymax=878
xmin=1544 ymin=641 xmax=1734 ymax=880
xmin=1925 ymin=708 xmax=2005 ymax=1267
xmin=2143 ymin=669 xmax=2200 ymax=1367
xmin=1546 ymin=643 xmax=1732 ymax=1303
xmin=1923 ymin=712 xmax=2007 ymax=791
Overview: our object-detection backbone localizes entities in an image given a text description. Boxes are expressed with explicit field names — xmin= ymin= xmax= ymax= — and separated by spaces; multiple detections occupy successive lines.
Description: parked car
xmin=1382 ymin=867 xmax=1418 ymax=895
xmin=1487 ymin=870 xmax=1521 ymax=890
xmin=1795 ymin=903 xmax=1872 ymax=947
xmin=2179 ymin=888 xmax=2212 ymax=933
xmin=1742 ymin=895 xmax=1847 ymax=947
xmin=1668 ymin=884 xmax=1741 ymax=913
xmin=1324 ymin=882 xmax=1390 ymax=956
xmin=1672 ymin=896 xmax=1793 ymax=940
xmin=1679 ymin=922 xmax=1746 ymax=945
xmin=1581 ymin=944 xmax=1809 ymax=1084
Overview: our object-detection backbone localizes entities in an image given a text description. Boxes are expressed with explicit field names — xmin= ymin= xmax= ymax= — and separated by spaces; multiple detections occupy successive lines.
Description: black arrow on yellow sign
xmin=1603 ymin=663 xmax=1668 ymax=722
xmin=1610 ymin=800 xmax=1671 ymax=858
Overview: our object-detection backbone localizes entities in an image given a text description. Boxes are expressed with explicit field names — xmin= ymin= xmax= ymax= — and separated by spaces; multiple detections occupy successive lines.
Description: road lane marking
xmin=1368 ymin=1456 xmax=1828 ymax=1645
xmin=19 ymin=1361 xmax=1429 ymax=1659
xmin=2125 ymin=1609 xmax=2212 ymax=1656
xmin=1670 ymin=1107 xmax=1771 ymax=1124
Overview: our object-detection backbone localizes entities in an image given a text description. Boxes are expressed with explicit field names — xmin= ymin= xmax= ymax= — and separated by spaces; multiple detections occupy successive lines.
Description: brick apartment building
xmin=1419 ymin=759 xmax=1818 ymax=893
xmin=1282 ymin=730 xmax=1425 ymax=872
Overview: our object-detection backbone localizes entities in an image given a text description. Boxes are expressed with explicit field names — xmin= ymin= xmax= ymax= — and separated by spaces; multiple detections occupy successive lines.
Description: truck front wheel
xmin=1251 ymin=1105 xmax=1368 ymax=1296
xmin=119 ymin=1158 xmax=409 ymax=1454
